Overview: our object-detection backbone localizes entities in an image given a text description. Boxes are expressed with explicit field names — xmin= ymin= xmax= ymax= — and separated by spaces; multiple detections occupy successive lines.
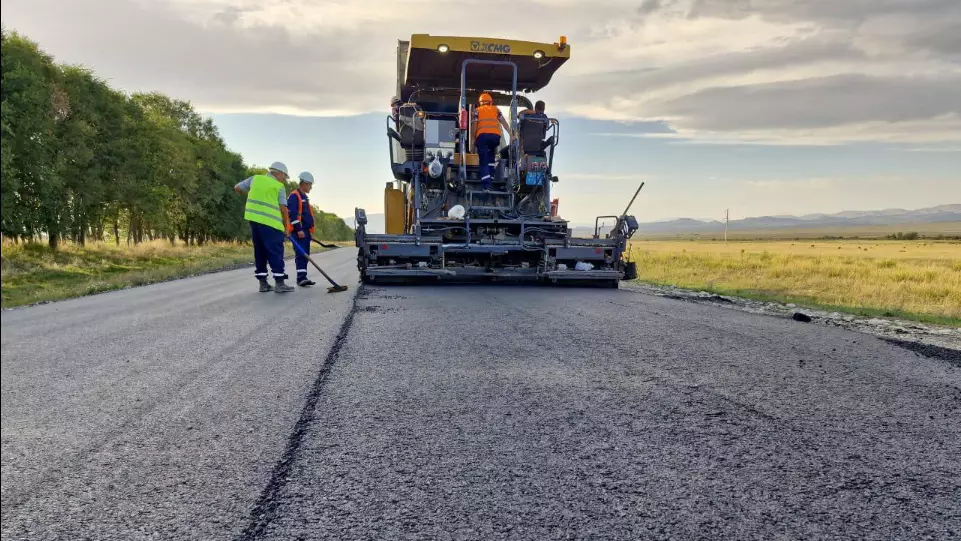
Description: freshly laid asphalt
xmin=2 ymin=246 xmax=959 ymax=540
xmin=1 ymin=248 xmax=358 ymax=541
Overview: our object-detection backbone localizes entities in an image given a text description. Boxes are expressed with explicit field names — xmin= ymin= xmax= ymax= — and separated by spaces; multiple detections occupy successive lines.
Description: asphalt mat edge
xmin=233 ymin=285 xmax=363 ymax=540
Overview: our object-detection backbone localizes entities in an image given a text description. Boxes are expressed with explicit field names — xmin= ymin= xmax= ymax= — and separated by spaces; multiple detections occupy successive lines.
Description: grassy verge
xmin=1 ymin=239 xmax=332 ymax=308
xmin=627 ymin=239 xmax=961 ymax=326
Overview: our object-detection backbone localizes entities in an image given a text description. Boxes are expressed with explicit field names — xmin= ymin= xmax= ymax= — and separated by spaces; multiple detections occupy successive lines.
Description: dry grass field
xmin=1 ymin=240 xmax=254 ymax=308
xmin=1 ymin=238 xmax=350 ymax=308
xmin=633 ymin=222 xmax=961 ymax=240
xmin=626 ymin=239 xmax=961 ymax=325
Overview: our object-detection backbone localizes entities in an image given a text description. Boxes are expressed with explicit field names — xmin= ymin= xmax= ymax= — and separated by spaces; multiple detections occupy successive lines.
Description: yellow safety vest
xmin=475 ymin=105 xmax=502 ymax=137
xmin=244 ymin=175 xmax=285 ymax=231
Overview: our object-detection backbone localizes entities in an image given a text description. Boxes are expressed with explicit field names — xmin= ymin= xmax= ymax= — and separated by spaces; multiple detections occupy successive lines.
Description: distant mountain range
xmin=571 ymin=204 xmax=961 ymax=237
xmin=361 ymin=205 xmax=961 ymax=236
xmin=362 ymin=213 xmax=386 ymax=234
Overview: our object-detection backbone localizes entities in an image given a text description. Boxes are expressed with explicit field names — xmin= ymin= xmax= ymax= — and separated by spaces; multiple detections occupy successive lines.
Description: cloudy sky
xmin=3 ymin=0 xmax=960 ymax=224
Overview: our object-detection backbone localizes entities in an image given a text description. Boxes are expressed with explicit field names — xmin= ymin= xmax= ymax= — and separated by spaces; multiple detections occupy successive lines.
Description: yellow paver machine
xmin=353 ymin=34 xmax=641 ymax=286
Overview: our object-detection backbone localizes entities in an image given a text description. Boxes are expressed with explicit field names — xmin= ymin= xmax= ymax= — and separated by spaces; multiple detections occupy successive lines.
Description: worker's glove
xmin=297 ymin=231 xmax=305 ymax=239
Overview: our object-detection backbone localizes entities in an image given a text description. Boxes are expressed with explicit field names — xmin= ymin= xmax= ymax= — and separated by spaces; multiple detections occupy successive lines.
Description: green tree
xmin=1 ymin=28 xmax=355 ymax=247
xmin=0 ymin=28 xmax=58 ymax=245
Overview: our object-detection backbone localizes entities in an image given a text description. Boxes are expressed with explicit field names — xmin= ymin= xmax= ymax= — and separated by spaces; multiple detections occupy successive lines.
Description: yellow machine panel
xmin=453 ymin=153 xmax=480 ymax=166
xmin=402 ymin=34 xmax=571 ymax=94
xmin=408 ymin=34 xmax=570 ymax=60
xmin=384 ymin=185 xmax=406 ymax=234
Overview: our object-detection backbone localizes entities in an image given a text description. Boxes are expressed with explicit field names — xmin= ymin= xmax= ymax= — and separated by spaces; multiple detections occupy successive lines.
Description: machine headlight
xmin=438 ymin=44 xmax=450 ymax=53
xmin=533 ymin=50 xmax=545 ymax=59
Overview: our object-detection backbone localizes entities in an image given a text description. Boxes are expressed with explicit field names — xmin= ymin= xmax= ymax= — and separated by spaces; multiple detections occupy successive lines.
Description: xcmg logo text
xmin=470 ymin=41 xmax=512 ymax=53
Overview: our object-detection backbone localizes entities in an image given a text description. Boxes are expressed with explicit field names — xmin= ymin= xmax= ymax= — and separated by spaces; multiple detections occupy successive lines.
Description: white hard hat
xmin=448 ymin=204 xmax=466 ymax=219
xmin=298 ymin=171 xmax=314 ymax=184
xmin=268 ymin=161 xmax=289 ymax=176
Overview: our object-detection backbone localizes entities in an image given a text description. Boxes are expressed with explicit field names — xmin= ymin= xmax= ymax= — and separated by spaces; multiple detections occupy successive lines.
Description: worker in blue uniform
xmin=288 ymin=171 xmax=317 ymax=287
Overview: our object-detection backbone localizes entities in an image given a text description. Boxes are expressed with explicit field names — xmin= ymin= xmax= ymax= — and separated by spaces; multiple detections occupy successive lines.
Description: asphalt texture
xmin=3 ymin=247 xmax=960 ymax=540
xmin=1 ymin=248 xmax=358 ymax=541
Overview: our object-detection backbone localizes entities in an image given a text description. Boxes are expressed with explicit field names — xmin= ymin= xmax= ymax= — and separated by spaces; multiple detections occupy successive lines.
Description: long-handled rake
xmin=287 ymin=236 xmax=349 ymax=293
xmin=310 ymin=238 xmax=340 ymax=249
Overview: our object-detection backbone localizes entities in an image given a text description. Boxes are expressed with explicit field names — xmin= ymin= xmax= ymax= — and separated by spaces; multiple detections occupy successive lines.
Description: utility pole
xmin=724 ymin=209 xmax=729 ymax=244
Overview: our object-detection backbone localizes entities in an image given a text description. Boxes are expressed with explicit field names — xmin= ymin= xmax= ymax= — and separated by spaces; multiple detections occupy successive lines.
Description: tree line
xmin=1 ymin=28 xmax=353 ymax=249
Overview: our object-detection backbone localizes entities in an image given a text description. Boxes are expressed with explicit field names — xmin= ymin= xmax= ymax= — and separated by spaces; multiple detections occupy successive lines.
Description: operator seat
xmin=518 ymin=113 xmax=549 ymax=157
xmin=397 ymin=102 xmax=426 ymax=162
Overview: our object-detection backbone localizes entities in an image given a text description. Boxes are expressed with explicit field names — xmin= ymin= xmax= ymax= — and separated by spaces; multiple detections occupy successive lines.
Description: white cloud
xmin=890 ymin=146 xmax=961 ymax=153
xmin=562 ymin=173 xmax=652 ymax=183
xmin=590 ymin=113 xmax=961 ymax=146
xmin=2 ymin=0 xmax=959 ymax=145
xmin=742 ymin=178 xmax=837 ymax=189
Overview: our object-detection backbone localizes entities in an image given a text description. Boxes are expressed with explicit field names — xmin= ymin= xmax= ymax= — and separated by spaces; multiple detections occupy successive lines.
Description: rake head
xmin=327 ymin=285 xmax=349 ymax=294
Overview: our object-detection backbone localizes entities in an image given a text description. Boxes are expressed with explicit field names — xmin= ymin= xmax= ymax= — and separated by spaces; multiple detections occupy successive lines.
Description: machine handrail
xmin=597 ymin=182 xmax=645 ymax=239
xmin=458 ymin=59 xmax=519 ymax=184
xmin=545 ymin=118 xmax=559 ymax=174
xmin=385 ymin=115 xmax=398 ymax=165
xmin=594 ymin=215 xmax=620 ymax=238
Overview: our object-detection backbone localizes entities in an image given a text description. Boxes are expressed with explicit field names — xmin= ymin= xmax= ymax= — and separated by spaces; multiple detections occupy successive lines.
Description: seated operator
xmin=501 ymin=100 xmax=555 ymax=160
xmin=391 ymin=97 xmax=400 ymax=123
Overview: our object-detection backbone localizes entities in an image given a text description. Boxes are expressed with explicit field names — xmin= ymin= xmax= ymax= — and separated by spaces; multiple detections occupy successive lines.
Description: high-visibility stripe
xmin=291 ymin=189 xmax=316 ymax=234
xmin=247 ymin=199 xmax=278 ymax=210
xmin=245 ymin=208 xmax=283 ymax=224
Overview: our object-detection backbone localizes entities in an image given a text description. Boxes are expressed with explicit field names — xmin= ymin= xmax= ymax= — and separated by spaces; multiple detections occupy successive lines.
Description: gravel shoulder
xmin=622 ymin=281 xmax=961 ymax=359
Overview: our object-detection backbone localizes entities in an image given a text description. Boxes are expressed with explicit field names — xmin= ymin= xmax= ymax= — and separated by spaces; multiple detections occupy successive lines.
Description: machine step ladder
xmin=467 ymin=189 xmax=514 ymax=216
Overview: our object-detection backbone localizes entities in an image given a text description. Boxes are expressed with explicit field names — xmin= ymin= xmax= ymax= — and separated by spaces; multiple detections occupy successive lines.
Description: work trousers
xmin=475 ymin=133 xmax=501 ymax=190
xmin=250 ymin=221 xmax=287 ymax=281
xmin=292 ymin=232 xmax=311 ymax=280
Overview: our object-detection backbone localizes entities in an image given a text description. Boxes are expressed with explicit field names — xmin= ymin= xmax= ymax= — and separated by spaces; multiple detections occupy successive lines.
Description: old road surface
xmin=2 ymin=247 xmax=959 ymax=541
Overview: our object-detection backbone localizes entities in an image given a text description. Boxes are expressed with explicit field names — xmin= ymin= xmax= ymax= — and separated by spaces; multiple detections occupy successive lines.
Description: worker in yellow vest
xmin=234 ymin=162 xmax=295 ymax=293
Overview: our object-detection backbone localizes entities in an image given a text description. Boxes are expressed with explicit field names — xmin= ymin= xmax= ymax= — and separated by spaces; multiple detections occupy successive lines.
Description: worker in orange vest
xmin=471 ymin=92 xmax=512 ymax=191
xmin=288 ymin=171 xmax=317 ymax=287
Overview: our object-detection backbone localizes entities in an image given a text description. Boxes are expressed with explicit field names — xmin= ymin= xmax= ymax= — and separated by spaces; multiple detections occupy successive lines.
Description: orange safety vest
xmin=291 ymin=189 xmax=316 ymax=234
xmin=474 ymin=105 xmax=502 ymax=137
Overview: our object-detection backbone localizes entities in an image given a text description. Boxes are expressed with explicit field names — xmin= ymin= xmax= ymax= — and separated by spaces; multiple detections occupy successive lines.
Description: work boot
xmin=258 ymin=280 xmax=273 ymax=293
xmin=274 ymin=279 xmax=295 ymax=293
xmin=298 ymin=278 xmax=316 ymax=287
